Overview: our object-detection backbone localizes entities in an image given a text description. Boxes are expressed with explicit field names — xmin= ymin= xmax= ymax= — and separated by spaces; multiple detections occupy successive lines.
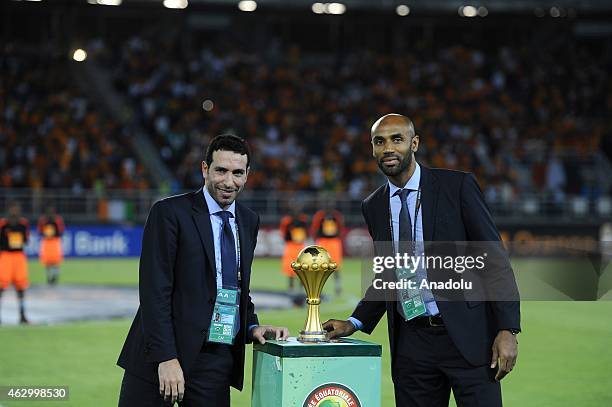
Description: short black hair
xmin=205 ymin=134 xmax=251 ymax=168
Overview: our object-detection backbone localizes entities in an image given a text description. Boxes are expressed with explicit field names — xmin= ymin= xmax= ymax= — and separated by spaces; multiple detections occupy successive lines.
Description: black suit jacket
xmin=117 ymin=188 xmax=259 ymax=391
xmin=352 ymin=166 xmax=520 ymax=369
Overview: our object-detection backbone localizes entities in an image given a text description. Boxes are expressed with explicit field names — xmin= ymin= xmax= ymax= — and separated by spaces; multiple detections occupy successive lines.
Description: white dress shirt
xmin=349 ymin=163 xmax=439 ymax=330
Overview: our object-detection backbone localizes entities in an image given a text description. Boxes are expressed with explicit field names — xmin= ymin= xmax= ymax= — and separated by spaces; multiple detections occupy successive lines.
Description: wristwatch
xmin=505 ymin=328 xmax=520 ymax=335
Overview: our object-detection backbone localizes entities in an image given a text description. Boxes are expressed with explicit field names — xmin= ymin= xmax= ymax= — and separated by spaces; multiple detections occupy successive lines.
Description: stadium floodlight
xmin=163 ymin=0 xmax=188 ymax=9
xmin=202 ymin=99 xmax=214 ymax=112
xmin=238 ymin=0 xmax=257 ymax=12
xmin=311 ymin=2 xmax=325 ymax=14
xmin=325 ymin=2 xmax=346 ymax=15
xmin=460 ymin=5 xmax=478 ymax=17
xmin=72 ymin=49 xmax=87 ymax=62
xmin=396 ymin=5 xmax=410 ymax=16
xmin=550 ymin=6 xmax=561 ymax=17
xmin=95 ymin=0 xmax=122 ymax=5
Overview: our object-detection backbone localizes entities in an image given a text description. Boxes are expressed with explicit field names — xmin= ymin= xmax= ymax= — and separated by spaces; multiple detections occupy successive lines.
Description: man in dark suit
xmin=118 ymin=135 xmax=289 ymax=406
xmin=324 ymin=114 xmax=520 ymax=406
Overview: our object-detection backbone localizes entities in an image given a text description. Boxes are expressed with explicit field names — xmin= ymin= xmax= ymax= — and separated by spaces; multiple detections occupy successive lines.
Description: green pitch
xmin=0 ymin=258 xmax=611 ymax=406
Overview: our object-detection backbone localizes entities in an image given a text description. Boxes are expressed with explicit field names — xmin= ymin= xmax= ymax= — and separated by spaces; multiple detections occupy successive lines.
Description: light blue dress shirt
xmin=203 ymin=188 xmax=239 ymax=289
xmin=204 ymin=188 xmax=258 ymax=336
xmin=349 ymin=163 xmax=439 ymax=331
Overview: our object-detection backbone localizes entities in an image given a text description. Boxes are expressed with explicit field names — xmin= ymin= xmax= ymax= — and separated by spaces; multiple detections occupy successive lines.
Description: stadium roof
xmin=11 ymin=0 xmax=612 ymax=13
xmin=183 ymin=0 xmax=612 ymax=12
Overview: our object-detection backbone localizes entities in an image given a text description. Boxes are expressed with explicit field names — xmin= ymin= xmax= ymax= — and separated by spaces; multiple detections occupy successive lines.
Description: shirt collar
xmin=388 ymin=162 xmax=421 ymax=198
xmin=203 ymin=187 xmax=236 ymax=217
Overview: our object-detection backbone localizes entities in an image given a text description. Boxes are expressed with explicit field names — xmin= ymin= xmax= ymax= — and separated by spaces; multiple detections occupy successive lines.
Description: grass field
xmin=0 ymin=258 xmax=611 ymax=406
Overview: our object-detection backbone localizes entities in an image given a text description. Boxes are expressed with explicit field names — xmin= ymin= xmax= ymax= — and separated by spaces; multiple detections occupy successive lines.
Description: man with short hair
xmin=324 ymin=114 xmax=521 ymax=407
xmin=118 ymin=134 xmax=289 ymax=406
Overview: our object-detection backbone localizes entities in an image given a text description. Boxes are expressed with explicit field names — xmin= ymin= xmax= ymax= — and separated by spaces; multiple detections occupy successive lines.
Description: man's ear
xmin=412 ymin=134 xmax=420 ymax=152
xmin=201 ymin=161 xmax=208 ymax=178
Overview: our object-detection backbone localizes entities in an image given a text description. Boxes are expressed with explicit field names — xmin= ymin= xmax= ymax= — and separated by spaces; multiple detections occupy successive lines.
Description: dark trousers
xmin=119 ymin=343 xmax=234 ymax=407
xmin=393 ymin=316 xmax=502 ymax=407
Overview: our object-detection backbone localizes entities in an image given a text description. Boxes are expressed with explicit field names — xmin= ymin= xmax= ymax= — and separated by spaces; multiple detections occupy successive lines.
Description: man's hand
xmin=251 ymin=325 xmax=290 ymax=344
xmin=322 ymin=319 xmax=357 ymax=340
xmin=491 ymin=330 xmax=518 ymax=381
xmin=158 ymin=358 xmax=185 ymax=404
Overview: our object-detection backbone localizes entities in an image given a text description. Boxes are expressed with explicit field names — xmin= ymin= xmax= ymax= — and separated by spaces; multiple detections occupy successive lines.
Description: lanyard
xmin=234 ymin=218 xmax=242 ymax=285
xmin=389 ymin=188 xmax=421 ymax=255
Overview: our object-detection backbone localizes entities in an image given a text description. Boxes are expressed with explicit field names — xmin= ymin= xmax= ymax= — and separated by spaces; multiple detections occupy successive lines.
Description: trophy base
xmin=298 ymin=330 xmax=329 ymax=343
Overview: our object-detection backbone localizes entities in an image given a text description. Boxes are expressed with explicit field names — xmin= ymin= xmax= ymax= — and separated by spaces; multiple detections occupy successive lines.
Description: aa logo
xmin=303 ymin=383 xmax=361 ymax=407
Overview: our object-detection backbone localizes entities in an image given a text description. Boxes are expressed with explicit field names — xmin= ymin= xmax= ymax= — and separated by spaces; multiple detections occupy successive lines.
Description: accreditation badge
xmin=399 ymin=286 xmax=426 ymax=320
xmin=396 ymin=263 xmax=426 ymax=321
xmin=208 ymin=288 xmax=240 ymax=345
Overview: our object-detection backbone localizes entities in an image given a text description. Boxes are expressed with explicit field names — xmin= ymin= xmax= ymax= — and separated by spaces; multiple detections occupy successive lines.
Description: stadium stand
xmin=1 ymin=4 xmax=611 ymax=223
xmin=108 ymin=31 xmax=612 ymax=205
xmin=0 ymin=45 xmax=151 ymax=191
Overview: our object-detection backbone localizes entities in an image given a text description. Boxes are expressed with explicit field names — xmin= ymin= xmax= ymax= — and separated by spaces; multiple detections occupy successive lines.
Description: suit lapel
xmin=191 ymin=188 xmax=217 ymax=274
xmin=235 ymin=203 xmax=253 ymax=291
xmin=420 ymin=166 xmax=439 ymax=242
xmin=370 ymin=184 xmax=396 ymax=302
xmin=372 ymin=184 xmax=392 ymax=242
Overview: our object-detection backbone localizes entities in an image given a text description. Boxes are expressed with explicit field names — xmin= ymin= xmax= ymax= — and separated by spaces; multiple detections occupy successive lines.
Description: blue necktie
xmin=216 ymin=211 xmax=238 ymax=289
xmin=397 ymin=189 xmax=414 ymax=256
xmin=395 ymin=189 xmax=413 ymax=318
xmin=395 ymin=188 xmax=438 ymax=317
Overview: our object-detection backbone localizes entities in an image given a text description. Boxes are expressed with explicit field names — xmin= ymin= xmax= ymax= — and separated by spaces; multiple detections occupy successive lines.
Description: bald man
xmin=324 ymin=114 xmax=521 ymax=406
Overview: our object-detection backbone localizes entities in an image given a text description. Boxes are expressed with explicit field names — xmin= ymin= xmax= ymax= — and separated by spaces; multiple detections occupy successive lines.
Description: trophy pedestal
xmin=251 ymin=337 xmax=381 ymax=407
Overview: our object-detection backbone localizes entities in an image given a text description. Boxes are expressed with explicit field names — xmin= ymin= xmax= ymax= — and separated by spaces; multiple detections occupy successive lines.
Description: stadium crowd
xmin=0 ymin=45 xmax=150 ymax=192
xmin=3 ymin=31 xmax=611 ymax=206
xmin=111 ymin=33 xmax=611 ymax=203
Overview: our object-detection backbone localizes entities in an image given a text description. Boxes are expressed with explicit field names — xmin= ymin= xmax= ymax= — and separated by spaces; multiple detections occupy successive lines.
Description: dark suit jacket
xmin=117 ymin=188 xmax=259 ymax=391
xmin=352 ymin=166 xmax=520 ymax=370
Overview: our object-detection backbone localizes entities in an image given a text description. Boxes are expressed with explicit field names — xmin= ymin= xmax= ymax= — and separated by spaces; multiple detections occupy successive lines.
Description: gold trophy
xmin=291 ymin=245 xmax=338 ymax=342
